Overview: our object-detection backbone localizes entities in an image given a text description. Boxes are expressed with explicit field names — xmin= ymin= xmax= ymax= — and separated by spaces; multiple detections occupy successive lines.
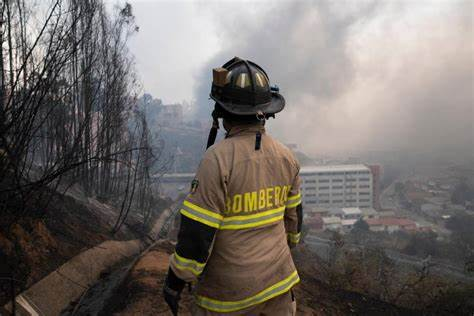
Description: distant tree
xmin=446 ymin=214 xmax=474 ymax=239
xmin=380 ymin=165 xmax=400 ymax=190
xmin=403 ymin=232 xmax=438 ymax=257
xmin=349 ymin=218 xmax=370 ymax=244
xmin=353 ymin=218 xmax=370 ymax=232
xmin=394 ymin=182 xmax=404 ymax=194
xmin=451 ymin=180 xmax=474 ymax=205
xmin=0 ymin=0 xmax=170 ymax=230
xmin=394 ymin=182 xmax=405 ymax=200
xmin=446 ymin=214 xmax=474 ymax=261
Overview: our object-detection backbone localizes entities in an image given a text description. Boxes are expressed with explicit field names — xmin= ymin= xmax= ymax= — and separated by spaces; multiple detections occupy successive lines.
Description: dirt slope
xmin=0 ymin=187 xmax=169 ymax=306
xmin=104 ymin=241 xmax=415 ymax=316
xmin=103 ymin=241 xmax=193 ymax=315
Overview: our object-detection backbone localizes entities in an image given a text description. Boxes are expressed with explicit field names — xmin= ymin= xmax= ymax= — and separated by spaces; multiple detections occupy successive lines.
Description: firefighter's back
xmin=195 ymin=125 xmax=300 ymax=312
xmin=164 ymin=57 xmax=302 ymax=316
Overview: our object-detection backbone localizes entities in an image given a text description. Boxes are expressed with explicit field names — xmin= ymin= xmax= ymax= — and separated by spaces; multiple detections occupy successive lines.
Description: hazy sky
xmin=126 ymin=0 xmax=218 ymax=104
xmin=124 ymin=0 xmax=473 ymax=157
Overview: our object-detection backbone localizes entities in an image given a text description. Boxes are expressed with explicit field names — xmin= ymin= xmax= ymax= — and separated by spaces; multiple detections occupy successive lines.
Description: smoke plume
xmin=193 ymin=1 xmax=473 ymax=160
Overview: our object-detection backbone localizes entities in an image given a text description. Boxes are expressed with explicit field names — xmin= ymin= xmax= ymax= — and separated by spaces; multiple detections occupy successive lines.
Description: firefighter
xmin=163 ymin=57 xmax=303 ymax=315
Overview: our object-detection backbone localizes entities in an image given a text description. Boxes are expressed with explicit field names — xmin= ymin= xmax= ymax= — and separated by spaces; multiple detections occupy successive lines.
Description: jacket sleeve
xmin=284 ymin=166 xmax=303 ymax=247
xmin=169 ymin=154 xmax=225 ymax=283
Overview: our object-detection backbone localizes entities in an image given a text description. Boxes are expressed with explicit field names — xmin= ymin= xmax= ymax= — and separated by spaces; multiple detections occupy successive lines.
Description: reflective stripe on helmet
xmin=195 ymin=270 xmax=300 ymax=312
xmin=255 ymin=72 xmax=268 ymax=88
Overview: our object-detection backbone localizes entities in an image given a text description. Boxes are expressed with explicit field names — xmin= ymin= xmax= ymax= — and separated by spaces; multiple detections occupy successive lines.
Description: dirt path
xmin=102 ymin=241 xmax=194 ymax=316
xmin=62 ymin=257 xmax=135 ymax=315
xmin=87 ymin=242 xmax=419 ymax=316
xmin=60 ymin=206 xmax=179 ymax=316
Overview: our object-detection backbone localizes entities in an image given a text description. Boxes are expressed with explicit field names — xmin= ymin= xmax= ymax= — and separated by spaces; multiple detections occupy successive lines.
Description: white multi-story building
xmin=300 ymin=164 xmax=373 ymax=209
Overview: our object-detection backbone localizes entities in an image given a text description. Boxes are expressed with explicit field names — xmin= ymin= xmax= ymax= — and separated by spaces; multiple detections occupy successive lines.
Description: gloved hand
xmin=163 ymin=285 xmax=180 ymax=316
xmin=163 ymin=268 xmax=185 ymax=315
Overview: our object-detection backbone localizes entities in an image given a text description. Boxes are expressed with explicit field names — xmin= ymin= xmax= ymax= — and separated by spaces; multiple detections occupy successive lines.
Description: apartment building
xmin=300 ymin=164 xmax=373 ymax=209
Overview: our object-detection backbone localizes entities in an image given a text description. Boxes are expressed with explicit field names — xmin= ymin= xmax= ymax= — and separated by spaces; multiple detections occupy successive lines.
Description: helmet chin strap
xmin=206 ymin=109 xmax=220 ymax=150
xmin=206 ymin=107 xmax=273 ymax=151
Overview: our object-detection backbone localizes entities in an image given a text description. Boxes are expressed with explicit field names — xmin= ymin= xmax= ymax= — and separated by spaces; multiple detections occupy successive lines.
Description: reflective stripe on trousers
xmin=195 ymin=270 xmax=299 ymax=313
xmin=193 ymin=288 xmax=297 ymax=315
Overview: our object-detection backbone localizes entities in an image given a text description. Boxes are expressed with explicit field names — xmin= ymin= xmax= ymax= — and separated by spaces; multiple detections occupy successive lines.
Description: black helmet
xmin=210 ymin=57 xmax=285 ymax=116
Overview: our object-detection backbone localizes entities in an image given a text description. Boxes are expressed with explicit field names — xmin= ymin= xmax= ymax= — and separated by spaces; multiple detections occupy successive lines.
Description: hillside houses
xmin=306 ymin=206 xmax=424 ymax=234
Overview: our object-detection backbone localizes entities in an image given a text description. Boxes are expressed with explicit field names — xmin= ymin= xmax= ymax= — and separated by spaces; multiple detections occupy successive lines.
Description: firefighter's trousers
xmin=193 ymin=290 xmax=296 ymax=316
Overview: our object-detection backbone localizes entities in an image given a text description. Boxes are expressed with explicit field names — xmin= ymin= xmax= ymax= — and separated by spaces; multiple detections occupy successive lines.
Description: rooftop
xmin=341 ymin=219 xmax=358 ymax=226
xmin=366 ymin=217 xmax=416 ymax=227
xmin=301 ymin=164 xmax=370 ymax=174
xmin=322 ymin=216 xmax=341 ymax=224
xmin=378 ymin=210 xmax=396 ymax=217
xmin=342 ymin=207 xmax=362 ymax=215
xmin=305 ymin=207 xmax=331 ymax=214
xmin=361 ymin=208 xmax=378 ymax=216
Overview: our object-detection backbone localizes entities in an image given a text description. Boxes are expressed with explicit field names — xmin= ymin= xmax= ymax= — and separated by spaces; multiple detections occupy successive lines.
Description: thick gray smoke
xmin=193 ymin=1 xmax=473 ymax=160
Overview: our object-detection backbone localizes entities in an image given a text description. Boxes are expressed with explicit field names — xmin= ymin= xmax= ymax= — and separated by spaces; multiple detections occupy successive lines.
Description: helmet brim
xmin=210 ymin=92 xmax=285 ymax=116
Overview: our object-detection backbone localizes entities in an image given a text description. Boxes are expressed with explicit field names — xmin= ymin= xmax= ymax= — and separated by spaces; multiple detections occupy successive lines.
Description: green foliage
xmin=451 ymin=180 xmax=474 ymax=205
xmin=394 ymin=182 xmax=405 ymax=194
xmin=426 ymin=285 xmax=474 ymax=315
xmin=446 ymin=213 xmax=474 ymax=255
xmin=403 ymin=232 xmax=438 ymax=257
xmin=353 ymin=218 xmax=369 ymax=232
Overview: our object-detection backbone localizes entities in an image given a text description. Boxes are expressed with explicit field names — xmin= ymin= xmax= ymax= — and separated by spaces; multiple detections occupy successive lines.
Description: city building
xmin=159 ymin=173 xmax=194 ymax=199
xmin=368 ymin=164 xmax=382 ymax=210
xmin=156 ymin=104 xmax=183 ymax=127
xmin=341 ymin=219 xmax=358 ymax=232
xmin=341 ymin=207 xmax=362 ymax=220
xmin=139 ymin=94 xmax=184 ymax=128
xmin=306 ymin=207 xmax=330 ymax=217
xmin=378 ymin=210 xmax=396 ymax=217
xmin=324 ymin=207 xmax=377 ymax=220
xmin=300 ymin=164 xmax=373 ymax=209
xmin=365 ymin=217 xmax=417 ymax=233
xmin=304 ymin=214 xmax=324 ymax=231
xmin=322 ymin=216 xmax=342 ymax=231
xmin=361 ymin=207 xmax=378 ymax=219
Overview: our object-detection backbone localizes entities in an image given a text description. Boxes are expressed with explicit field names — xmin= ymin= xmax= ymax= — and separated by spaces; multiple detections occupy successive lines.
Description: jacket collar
xmin=225 ymin=122 xmax=266 ymax=138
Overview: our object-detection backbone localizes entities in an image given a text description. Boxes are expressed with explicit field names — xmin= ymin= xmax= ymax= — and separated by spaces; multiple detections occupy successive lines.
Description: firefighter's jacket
xmin=169 ymin=123 xmax=303 ymax=313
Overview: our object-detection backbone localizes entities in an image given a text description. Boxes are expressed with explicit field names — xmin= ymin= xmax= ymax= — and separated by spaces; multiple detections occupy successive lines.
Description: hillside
xmin=0 ymin=185 xmax=171 ymax=308
xmin=98 ymin=241 xmax=417 ymax=316
xmin=1 ymin=183 xmax=472 ymax=315
xmin=3 ymin=200 xmax=472 ymax=315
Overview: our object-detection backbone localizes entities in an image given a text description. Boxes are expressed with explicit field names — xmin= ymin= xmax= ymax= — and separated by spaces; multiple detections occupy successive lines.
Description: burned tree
xmin=0 ymin=0 xmax=166 ymax=227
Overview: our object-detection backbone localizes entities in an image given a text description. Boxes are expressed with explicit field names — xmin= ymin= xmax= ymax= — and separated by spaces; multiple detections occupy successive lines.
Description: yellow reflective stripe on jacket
xmin=286 ymin=193 xmax=301 ymax=208
xmin=180 ymin=200 xmax=223 ymax=228
xmin=287 ymin=232 xmax=301 ymax=244
xmin=195 ymin=270 xmax=300 ymax=312
xmin=220 ymin=206 xmax=285 ymax=230
xmin=172 ymin=252 xmax=206 ymax=276
xmin=179 ymin=200 xmax=287 ymax=230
